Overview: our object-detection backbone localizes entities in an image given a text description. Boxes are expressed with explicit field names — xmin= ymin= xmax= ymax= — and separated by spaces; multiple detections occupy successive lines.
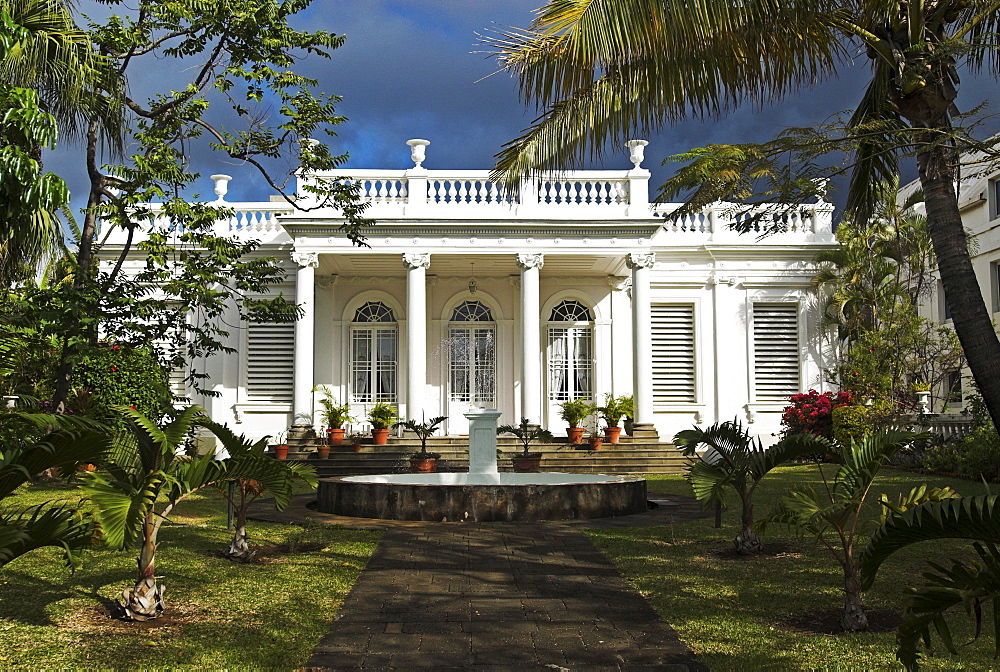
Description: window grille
xmin=549 ymin=300 xmax=592 ymax=322
xmin=350 ymin=302 xmax=397 ymax=402
xmin=451 ymin=300 xmax=493 ymax=322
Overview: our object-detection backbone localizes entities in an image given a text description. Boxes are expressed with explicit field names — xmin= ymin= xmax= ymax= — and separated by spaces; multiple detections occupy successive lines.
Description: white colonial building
xmin=102 ymin=139 xmax=837 ymax=443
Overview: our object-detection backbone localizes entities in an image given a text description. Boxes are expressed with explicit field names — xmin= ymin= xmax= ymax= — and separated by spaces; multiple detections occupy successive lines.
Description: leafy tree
xmin=859 ymin=494 xmax=1000 ymax=670
xmin=203 ymin=420 xmax=316 ymax=562
xmin=487 ymin=0 xmax=1000 ymax=432
xmin=761 ymin=428 xmax=933 ymax=630
xmin=81 ymin=405 xmax=294 ymax=620
xmin=24 ymin=0 xmax=372 ymax=408
xmin=674 ymin=420 xmax=823 ymax=554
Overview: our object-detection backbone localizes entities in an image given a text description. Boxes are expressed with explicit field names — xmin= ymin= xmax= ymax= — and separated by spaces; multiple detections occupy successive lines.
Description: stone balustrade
xmin=102 ymin=139 xmax=834 ymax=241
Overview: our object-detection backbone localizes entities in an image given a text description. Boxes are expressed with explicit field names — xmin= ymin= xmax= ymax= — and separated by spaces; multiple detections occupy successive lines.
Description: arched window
xmin=451 ymin=300 xmax=494 ymax=322
xmin=448 ymin=301 xmax=495 ymax=405
xmin=350 ymin=301 xmax=397 ymax=403
xmin=547 ymin=300 xmax=594 ymax=401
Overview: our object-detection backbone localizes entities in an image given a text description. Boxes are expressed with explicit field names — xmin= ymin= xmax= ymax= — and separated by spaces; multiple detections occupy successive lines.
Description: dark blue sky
xmin=56 ymin=1 xmax=996 ymax=218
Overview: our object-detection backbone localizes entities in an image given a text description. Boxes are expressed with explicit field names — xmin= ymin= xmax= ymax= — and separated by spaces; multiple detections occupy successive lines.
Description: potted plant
xmin=588 ymin=429 xmax=604 ymax=451
xmin=317 ymin=387 xmax=353 ymax=445
xmin=558 ymin=398 xmax=594 ymax=444
xmin=316 ymin=444 xmax=330 ymax=460
xmin=396 ymin=416 xmax=447 ymax=473
xmin=367 ymin=402 xmax=398 ymax=445
xmin=497 ymin=417 xmax=553 ymax=472
xmin=912 ymin=380 xmax=931 ymax=414
xmin=272 ymin=430 xmax=289 ymax=460
xmin=596 ymin=393 xmax=632 ymax=444
xmin=347 ymin=431 xmax=365 ymax=452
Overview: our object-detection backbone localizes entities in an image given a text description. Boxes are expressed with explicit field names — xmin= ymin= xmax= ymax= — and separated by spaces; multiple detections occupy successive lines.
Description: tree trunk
xmin=225 ymin=520 xmax=255 ymax=562
xmin=840 ymin=564 xmax=868 ymax=631
xmin=119 ymin=517 xmax=164 ymax=621
xmin=916 ymin=137 xmax=1000 ymax=431
xmin=735 ymin=498 xmax=764 ymax=554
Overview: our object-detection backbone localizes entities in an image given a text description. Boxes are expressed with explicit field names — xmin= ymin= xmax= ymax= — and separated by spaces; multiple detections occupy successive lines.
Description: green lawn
xmin=4 ymin=467 xmax=997 ymax=669
xmin=587 ymin=466 xmax=997 ymax=670
xmin=0 ymin=481 xmax=381 ymax=668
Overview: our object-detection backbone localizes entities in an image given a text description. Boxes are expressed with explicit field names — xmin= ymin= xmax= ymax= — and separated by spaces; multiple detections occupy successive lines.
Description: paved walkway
xmin=251 ymin=495 xmax=710 ymax=670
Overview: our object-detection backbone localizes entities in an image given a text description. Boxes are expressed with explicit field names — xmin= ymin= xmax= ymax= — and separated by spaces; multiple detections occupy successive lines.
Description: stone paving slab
xmin=305 ymin=523 xmax=707 ymax=671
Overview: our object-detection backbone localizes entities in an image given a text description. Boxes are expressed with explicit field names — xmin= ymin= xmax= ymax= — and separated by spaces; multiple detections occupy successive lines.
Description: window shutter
xmin=651 ymin=304 xmax=696 ymax=403
xmin=246 ymin=322 xmax=295 ymax=402
xmin=753 ymin=304 xmax=800 ymax=401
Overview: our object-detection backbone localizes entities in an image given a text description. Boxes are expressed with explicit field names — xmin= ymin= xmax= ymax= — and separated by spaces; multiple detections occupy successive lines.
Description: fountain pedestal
xmin=466 ymin=408 xmax=501 ymax=483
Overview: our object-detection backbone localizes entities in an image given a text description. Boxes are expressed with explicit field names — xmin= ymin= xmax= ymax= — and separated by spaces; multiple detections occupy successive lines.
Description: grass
xmin=586 ymin=466 xmax=999 ymax=670
xmin=0 ymin=480 xmax=381 ymax=668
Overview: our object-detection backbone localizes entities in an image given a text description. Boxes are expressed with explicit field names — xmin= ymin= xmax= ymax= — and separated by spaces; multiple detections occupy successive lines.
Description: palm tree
xmin=202 ymin=420 xmax=317 ymax=562
xmin=859 ymin=495 xmax=1000 ymax=670
xmin=487 ymin=0 xmax=1000 ymax=430
xmin=761 ymin=428 xmax=931 ymax=631
xmin=673 ymin=421 xmax=827 ymax=554
xmin=81 ymin=406 xmax=292 ymax=620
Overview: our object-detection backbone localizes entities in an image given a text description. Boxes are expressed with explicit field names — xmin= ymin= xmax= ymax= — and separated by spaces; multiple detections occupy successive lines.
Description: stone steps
xmin=273 ymin=438 xmax=690 ymax=476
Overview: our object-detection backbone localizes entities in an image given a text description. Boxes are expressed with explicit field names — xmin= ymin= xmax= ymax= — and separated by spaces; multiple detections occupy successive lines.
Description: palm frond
xmin=859 ymin=495 xmax=1000 ymax=590
xmin=0 ymin=502 xmax=97 ymax=569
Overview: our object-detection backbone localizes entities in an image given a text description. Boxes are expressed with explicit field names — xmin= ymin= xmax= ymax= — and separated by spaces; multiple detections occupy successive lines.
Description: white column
xmin=517 ymin=253 xmax=544 ymax=424
xmin=403 ymin=252 xmax=430 ymax=422
xmin=627 ymin=252 xmax=657 ymax=438
xmin=291 ymin=251 xmax=319 ymax=427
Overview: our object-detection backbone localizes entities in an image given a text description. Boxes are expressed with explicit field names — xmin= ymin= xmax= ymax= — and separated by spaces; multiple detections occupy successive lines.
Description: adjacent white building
xmin=101 ymin=139 xmax=837 ymax=442
xmin=903 ymin=145 xmax=1000 ymax=408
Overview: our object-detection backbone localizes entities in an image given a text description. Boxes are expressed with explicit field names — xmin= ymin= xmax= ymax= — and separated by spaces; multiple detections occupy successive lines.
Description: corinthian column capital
xmin=516 ymin=253 xmax=544 ymax=270
xmin=291 ymin=251 xmax=319 ymax=268
xmin=402 ymin=252 xmax=431 ymax=270
xmin=626 ymin=252 xmax=655 ymax=270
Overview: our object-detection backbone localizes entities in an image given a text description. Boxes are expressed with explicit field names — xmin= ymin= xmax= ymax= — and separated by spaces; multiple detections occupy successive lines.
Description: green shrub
xmin=832 ymin=404 xmax=872 ymax=445
xmin=74 ymin=344 xmax=171 ymax=423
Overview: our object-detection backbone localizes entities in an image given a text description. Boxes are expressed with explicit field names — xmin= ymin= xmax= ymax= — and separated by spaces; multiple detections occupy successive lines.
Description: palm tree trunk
xmin=840 ymin=563 xmax=868 ymax=631
xmin=225 ymin=507 xmax=255 ymax=562
xmin=119 ymin=513 xmax=164 ymax=620
xmin=735 ymin=497 xmax=764 ymax=554
xmin=916 ymin=136 xmax=1000 ymax=430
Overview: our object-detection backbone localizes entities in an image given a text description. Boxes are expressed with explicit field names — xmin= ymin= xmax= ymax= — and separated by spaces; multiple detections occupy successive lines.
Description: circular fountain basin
xmin=317 ymin=472 xmax=648 ymax=522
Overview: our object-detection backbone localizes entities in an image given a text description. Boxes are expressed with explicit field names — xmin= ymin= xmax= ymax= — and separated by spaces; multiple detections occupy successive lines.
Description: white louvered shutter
xmin=651 ymin=304 xmax=696 ymax=403
xmin=246 ymin=322 xmax=295 ymax=402
xmin=753 ymin=304 xmax=800 ymax=400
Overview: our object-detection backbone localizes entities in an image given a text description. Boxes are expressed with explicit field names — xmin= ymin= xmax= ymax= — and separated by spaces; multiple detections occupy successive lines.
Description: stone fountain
xmin=316 ymin=409 xmax=647 ymax=522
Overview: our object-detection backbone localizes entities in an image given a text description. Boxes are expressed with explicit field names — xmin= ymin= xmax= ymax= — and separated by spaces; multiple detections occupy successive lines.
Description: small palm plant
xmin=0 ymin=399 xmax=108 ymax=569
xmin=317 ymin=386 xmax=353 ymax=429
xmin=395 ymin=416 xmax=447 ymax=457
xmin=81 ymin=406 xmax=296 ymax=620
xmin=859 ymin=492 xmax=999 ymax=669
xmin=497 ymin=417 xmax=553 ymax=456
xmin=761 ymin=428 xmax=932 ymax=631
xmin=674 ymin=420 xmax=822 ymax=555
xmin=558 ymin=398 xmax=593 ymax=428
xmin=203 ymin=421 xmax=317 ymax=562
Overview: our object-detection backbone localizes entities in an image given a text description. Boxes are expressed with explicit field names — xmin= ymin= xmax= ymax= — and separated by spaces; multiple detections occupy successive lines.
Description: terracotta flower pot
xmin=274 ymin=444 xmax=289 ymax=460
xmin=327 ymin=428 xmax=345 ymax=446
xmin=589 ymin=436 xmax=603 ymax=451
xmin=352 ymin=442 xmax=363 ymax=452
xmin=76 ymin=463 xmax=97 ymax=472
xmin=566 ymin=427 xmax=585 ymax=444
xmin=371 ymin=428 xmax=390 ymax=445
xmin=409 ymin=456 xmax=437 ymax=473
xmin=512 ymin=454 xmax=542 ymax=473
xmin=317 ymin=446 xmax=330 ymax=459
xmin=604 ymin=426 xmax=622 ymax=444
